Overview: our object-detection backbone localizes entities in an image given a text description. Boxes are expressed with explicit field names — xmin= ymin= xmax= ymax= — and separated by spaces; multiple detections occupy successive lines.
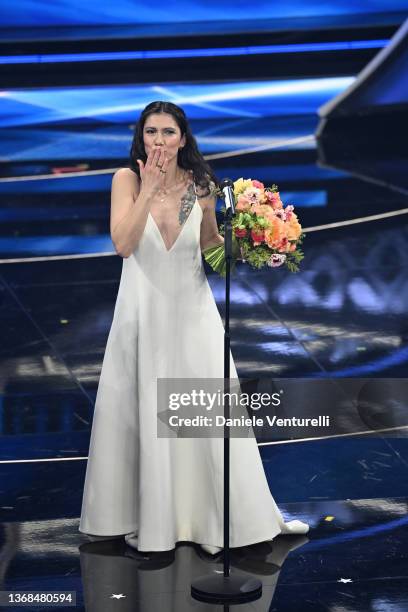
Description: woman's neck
xmin=161 ymin=160 xmax=188 ymax=190
xmin=160 ymin=162 xmax=189 ymax=193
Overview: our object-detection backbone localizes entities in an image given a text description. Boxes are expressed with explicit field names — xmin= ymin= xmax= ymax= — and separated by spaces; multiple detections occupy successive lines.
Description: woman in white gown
xmin=78 ymin=101 xmax=309 ymax=555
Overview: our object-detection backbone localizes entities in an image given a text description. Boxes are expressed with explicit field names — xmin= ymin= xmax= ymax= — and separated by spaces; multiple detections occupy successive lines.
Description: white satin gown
xmin=79 ymin=183 xmax=308 ymax=551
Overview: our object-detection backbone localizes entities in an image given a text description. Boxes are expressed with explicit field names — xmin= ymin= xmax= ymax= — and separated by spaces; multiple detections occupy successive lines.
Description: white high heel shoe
xmin=124 ymin=532 xmax=139 ymax=550
xmin=200 ymin=543 xmax=223 ymax=555
xmin=279 ymin=519 xmax=309 ymax=535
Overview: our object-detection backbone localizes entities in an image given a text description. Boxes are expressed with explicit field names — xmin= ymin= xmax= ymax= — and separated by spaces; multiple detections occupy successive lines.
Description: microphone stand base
xmin=191 ymin=570 xmax=262 ymax=604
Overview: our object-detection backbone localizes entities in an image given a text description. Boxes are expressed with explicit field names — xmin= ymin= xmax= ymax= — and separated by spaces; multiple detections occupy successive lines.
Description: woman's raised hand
xmin=136 ymin=148 xmax=169 ymax=195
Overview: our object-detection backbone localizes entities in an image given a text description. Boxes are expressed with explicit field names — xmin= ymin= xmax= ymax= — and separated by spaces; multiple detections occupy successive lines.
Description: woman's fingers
xmin=154 ymin=148 xmax=162 ymax=167
xmin=152 ymin=149 xmax=164 ymax=171
xmin=136 ymin=159 xmax=145 ymax=179
xmin=150 ymin=149 xmax=166 ymax=173
xmin=139 ymin=148 xmax=169 ymax=192
xmin=161 ymin=153 xmax=169 ymax=172
xmin=159 ymin=152 xmax=168 ymax=180
xmin=146 ymin=148 xmax=159 ymax=168
xmin=157 ymin=148 xmax=166 ymax=168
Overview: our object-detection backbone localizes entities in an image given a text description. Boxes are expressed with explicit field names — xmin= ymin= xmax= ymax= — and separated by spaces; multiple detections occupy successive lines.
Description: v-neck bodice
xmin=148 ymin=198 xmax=200 ymax=253
xmin=123 ymin=191 xmax=204 ymax=299
xmin=134 ymin=192 xmax=203 ymax=262
xmin=146 ymin=178 xmax=200 ymax=253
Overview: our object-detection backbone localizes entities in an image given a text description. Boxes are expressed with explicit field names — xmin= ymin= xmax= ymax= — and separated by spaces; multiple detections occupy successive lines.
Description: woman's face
xmin=142 ymin=112 xmax=186 ymax=162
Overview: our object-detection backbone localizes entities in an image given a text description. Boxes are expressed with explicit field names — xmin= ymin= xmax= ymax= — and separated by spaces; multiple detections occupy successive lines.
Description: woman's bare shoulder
xmin=195 ymin=178 xmax=218 ymax=211
xmin=112 ymin=167 xmax=139 ymax=183
xmin=111 ymin=168 xmax=140 ymax=200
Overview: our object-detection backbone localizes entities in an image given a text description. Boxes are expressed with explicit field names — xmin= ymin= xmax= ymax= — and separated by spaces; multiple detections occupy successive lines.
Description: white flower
xmin=267 ymin=253 xmax=286 ymax=267
xmin=284 ymin=205 xmax=294 ymax=220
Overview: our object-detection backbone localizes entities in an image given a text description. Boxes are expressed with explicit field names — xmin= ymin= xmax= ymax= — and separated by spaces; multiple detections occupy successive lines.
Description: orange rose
xmin=286 ymin=213 xmax=302 ymax=241
xmin=236 ymin=195 xmax=251 ymax=211
xmin=251 ymin=203 xmax=275 ymax=219
xmin=264 ymin=217 xmax=286 ymax=249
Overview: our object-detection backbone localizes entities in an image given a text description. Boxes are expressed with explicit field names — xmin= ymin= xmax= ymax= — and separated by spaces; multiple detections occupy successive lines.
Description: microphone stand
xmin=191 ymin=180 xmax=262 ymax=604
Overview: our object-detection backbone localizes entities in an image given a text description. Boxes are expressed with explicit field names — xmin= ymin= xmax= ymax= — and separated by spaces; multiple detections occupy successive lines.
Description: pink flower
xmin=252 ymin=180 xmax=264 ymax=189
xmin=267 ymin=253 xmax=286 ymax=267
xmin=235 ymin=227 xmax=247 ymax=238
xmin=250 ymin=228 xmax=265 ymax=246
xmin=276 ymin=237 xmax=289 ymax=252
xmin=265 ymin=191 xmax=283 ymax=210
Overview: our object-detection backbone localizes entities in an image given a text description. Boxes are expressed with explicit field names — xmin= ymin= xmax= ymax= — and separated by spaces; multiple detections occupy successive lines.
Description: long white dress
xmin=79 ymin=184 xmax=304 ymax=551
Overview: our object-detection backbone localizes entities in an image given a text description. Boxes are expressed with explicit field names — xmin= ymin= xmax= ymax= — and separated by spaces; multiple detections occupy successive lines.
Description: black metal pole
xmin=191 ymin=205 xmax=262 ymax=604
xmin=223 ymin=207 xmax=232 ymax=578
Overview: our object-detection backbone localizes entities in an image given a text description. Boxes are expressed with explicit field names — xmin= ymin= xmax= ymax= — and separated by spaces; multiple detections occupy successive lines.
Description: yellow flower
xmin=234 ymin=178 xmax=253 ymax=197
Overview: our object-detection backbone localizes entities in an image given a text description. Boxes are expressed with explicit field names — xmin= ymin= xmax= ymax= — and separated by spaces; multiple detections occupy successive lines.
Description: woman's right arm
xmin=110 ymin=149 xmax=168 ymax=258
xmin=110 ymin=168 xmax=150 ymax=258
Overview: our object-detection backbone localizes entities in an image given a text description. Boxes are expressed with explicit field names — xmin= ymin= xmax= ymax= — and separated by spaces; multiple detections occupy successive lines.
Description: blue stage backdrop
xmin=1 ymin=0 xmax=407 ymax=27
xmin=0 ymin=77 xmax=354 ymax=128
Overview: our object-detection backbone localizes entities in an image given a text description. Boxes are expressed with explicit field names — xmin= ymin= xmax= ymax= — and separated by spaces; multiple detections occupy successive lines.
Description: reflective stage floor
xmin=1 ymin=496 xmax=407 ymax=610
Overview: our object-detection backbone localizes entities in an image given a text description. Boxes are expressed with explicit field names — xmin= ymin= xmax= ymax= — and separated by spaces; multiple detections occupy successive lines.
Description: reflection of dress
xmin=79 ymin=535 xmax=309 ymax=611
xmin=79 ymin=184 xmax=302 ymax=552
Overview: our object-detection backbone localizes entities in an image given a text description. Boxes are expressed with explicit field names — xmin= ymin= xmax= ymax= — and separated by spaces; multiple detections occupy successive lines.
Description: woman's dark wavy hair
xmin=129 ymin=101 xmax=219 ymax=194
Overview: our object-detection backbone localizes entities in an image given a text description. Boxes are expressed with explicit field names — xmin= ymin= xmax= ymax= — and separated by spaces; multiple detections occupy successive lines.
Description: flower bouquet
xmin=203 ymin=178 xmax=304 ymax=277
